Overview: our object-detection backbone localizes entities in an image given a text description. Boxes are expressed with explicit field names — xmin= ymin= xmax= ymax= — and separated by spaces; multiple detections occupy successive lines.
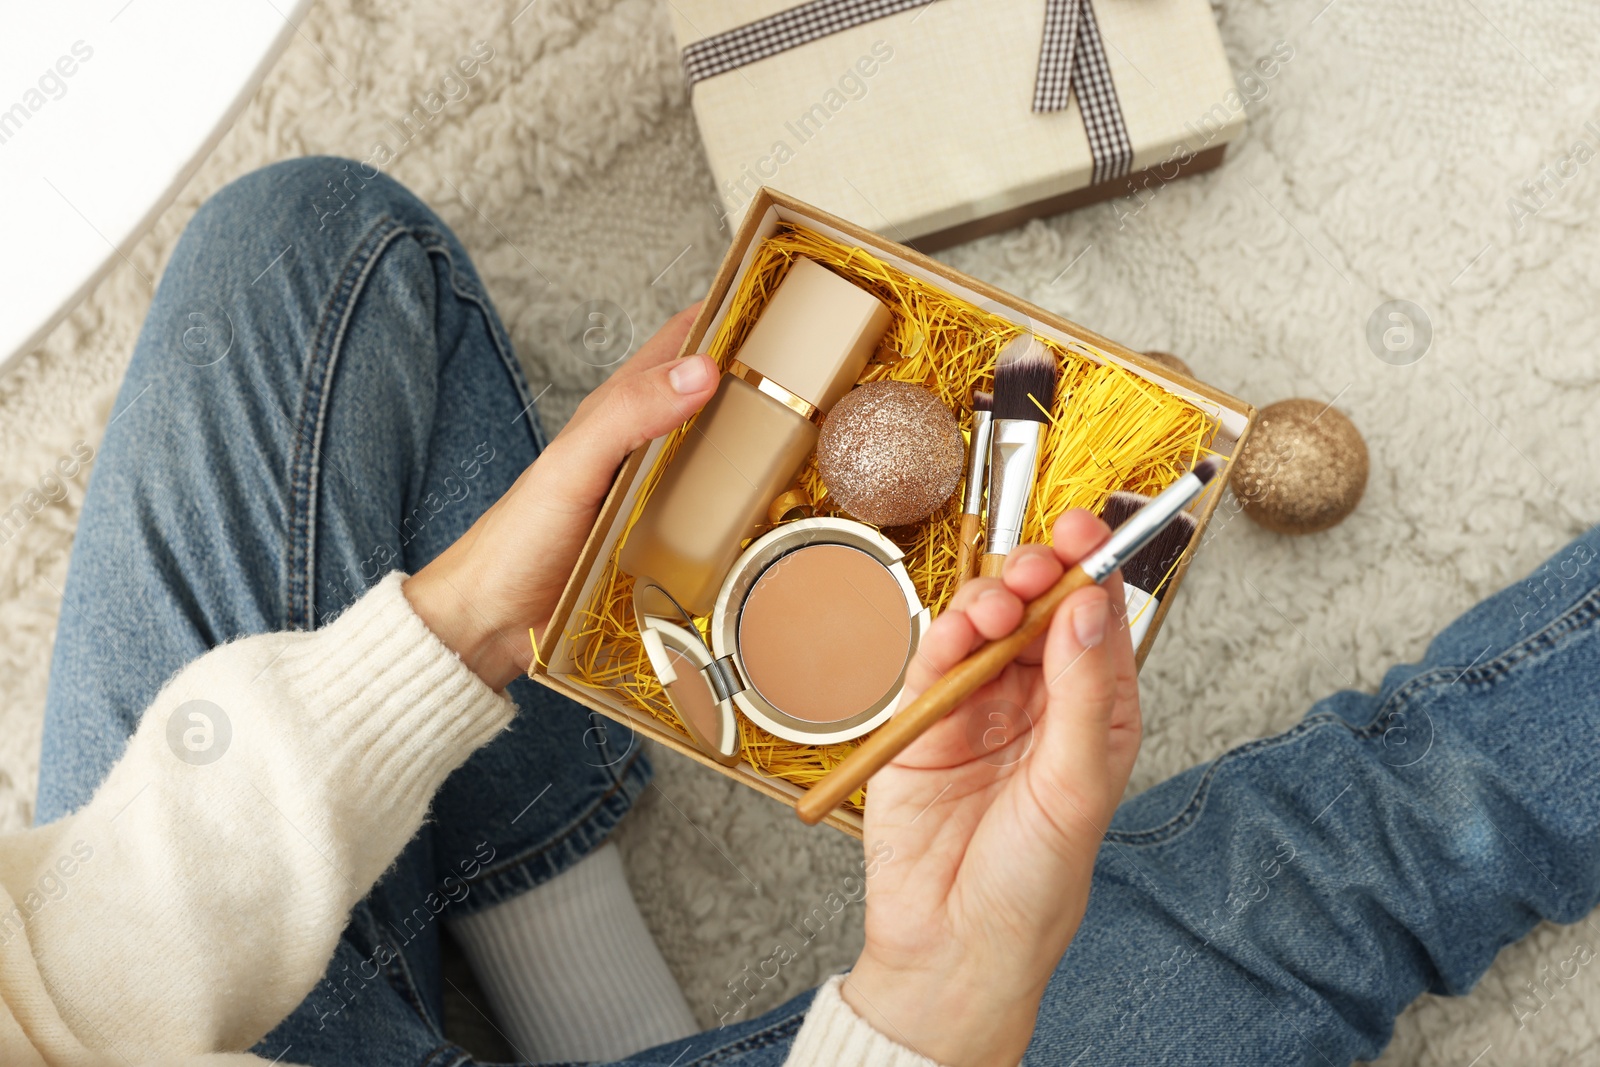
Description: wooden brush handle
xmin=796 ymin=560 xmax=1098 ymax=825
xmin=979 ymin=551 xmax=1007 ymax=578
xmin=954 ymin=513 xmax=983 ymax=584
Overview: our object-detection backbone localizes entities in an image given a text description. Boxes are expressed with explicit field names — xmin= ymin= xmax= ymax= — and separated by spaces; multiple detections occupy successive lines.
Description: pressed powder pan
xmin=737 ymin=544 xmax=913 ymax=724
xmin=633 ymin=517 xmax=928 ymax=753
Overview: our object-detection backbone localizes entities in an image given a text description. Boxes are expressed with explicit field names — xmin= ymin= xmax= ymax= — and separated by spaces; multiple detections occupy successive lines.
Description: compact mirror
xmin=633 ymin=583 xmax=740 ymax=765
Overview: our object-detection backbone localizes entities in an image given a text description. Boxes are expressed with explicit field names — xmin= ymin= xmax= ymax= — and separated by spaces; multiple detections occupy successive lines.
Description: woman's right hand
xmin=843 ymin=510 xmax=1143 ymax=1066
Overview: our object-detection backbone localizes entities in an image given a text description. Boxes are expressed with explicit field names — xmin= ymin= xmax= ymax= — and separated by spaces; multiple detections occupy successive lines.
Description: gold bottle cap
xmin=734 ymin=257 xmax=892 ymax=414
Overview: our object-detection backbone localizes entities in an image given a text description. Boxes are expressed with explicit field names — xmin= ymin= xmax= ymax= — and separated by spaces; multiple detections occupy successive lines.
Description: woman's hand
xmin=843 ymin=511 xmax=1143 ymax=1067
xmin=405 ymin=305 xmax=718 ymax=690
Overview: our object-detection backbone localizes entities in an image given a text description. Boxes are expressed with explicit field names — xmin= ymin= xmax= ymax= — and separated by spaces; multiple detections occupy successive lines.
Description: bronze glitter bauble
xmin=1142 ymin=350 xmax=1193 ymax=378
xmin=1231 ymin=398 xmax=1368 ymax=535
xmin=816 ymin=382 xmax=965 ymax=528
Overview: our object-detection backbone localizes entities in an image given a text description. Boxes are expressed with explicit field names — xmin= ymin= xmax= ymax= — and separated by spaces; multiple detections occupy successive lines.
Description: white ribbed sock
xmin=447 ymin=841 xmax=697 ymax=1062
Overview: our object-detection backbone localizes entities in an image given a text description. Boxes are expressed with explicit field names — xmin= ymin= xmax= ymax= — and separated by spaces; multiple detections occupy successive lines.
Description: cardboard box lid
xmin=666 ymin=0 xmax=1245 ymax=240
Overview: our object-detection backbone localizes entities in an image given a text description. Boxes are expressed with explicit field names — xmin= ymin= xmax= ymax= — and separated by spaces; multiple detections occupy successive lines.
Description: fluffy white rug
xmin=3 ymin=0 xmax=1599 ymax=1062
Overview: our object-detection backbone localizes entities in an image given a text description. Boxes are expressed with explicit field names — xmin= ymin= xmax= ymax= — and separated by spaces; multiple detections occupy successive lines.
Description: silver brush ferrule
xmin=984 ymin=419 xmax=1046 ymax=558
xmin=1083 ymin=471 xmax=1204 ymax=583
xmin=962 ymin=409 xmax=994 ymax=515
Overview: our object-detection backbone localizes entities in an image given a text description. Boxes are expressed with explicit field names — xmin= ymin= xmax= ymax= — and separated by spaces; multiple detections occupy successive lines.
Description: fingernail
xmin=669 ymin=355 xmax=714 ymax=394
xmin=1073 ymin=598 xmax=1108 ymax=649
xmin=978 ymin=585 xmax=1009 ymax=602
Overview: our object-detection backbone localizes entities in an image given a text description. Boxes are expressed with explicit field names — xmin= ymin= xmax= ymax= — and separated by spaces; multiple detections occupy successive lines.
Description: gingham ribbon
xmin=681 ymin=0 xmax=1133 ymax=185
xmin=1033 ymin=0 xmax=1132 ymax=182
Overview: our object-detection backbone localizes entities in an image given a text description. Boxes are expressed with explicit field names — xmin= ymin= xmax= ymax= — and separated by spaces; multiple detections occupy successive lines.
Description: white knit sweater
xmin=0 ymin=574 xmax=931 ymax=1067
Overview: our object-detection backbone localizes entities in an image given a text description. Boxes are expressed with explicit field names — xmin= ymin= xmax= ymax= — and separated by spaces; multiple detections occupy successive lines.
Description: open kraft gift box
xmin=532 ymin=188 xmax=1255 ymax=837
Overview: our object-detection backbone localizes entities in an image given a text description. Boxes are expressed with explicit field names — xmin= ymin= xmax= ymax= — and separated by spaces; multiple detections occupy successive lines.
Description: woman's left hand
xmin=842 ymin=511 xmax=1144 ymax=1066
xmin=404 ymin=304 xmax=718 ymax=690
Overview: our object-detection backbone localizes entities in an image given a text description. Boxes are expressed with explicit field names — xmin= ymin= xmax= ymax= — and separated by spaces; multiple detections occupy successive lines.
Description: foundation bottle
xmin=619 ymin=257 xmax=892 ymax=617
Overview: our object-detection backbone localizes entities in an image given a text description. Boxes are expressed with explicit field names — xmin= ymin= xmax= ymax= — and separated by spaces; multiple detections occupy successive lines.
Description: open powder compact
xmin=634 ymin=517 xmax=929 ymax=756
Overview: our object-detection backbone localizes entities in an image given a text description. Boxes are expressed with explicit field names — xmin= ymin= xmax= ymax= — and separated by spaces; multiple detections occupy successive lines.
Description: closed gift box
xmin=531 ymin=188 xmax=1255 ymax=836
xmin=668 ymin=0 xmax=1248 ymax=250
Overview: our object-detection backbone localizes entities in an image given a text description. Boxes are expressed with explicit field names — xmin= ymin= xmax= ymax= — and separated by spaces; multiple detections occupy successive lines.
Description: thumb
xmin=1029 ymin=584 xmax=1120 ymax=836
xmin=544 ymin=353 xmax=719 ymax=509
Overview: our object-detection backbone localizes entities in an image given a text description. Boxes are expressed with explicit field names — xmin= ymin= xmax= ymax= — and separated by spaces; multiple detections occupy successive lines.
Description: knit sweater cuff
xmin=785 ymin=976 xmax=943 ymax=1067
xmin=272 ymin=571 xmax=514 ymax=817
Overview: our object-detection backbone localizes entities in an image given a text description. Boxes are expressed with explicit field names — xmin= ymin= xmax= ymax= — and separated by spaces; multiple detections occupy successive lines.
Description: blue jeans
xmin=38 ymin=157 xmax=1600 ymax=1066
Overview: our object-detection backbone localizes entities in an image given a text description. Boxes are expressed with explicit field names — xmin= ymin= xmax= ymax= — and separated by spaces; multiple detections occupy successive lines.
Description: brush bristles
xmin=1099 ymin=490 xmax=1197 ymax=596
xmin=971 ymin=389 xmax=993 ymax=413
xmin=991 ymin=335 xmax=1059 ymax=422
xmin=1193 ymin=455 xmax=1223 ymax=485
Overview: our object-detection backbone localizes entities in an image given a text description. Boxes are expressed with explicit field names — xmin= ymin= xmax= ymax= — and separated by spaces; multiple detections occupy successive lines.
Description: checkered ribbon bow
xmin=680 ymin=0 xmax=1134 ymax=185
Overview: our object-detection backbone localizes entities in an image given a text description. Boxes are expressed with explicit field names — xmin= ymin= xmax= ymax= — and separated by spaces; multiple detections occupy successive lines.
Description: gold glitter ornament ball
xmin=816 ymin=381 xmax=965 ymax=528
xmin=1231 ymin=398 xmax=1369 ymax=535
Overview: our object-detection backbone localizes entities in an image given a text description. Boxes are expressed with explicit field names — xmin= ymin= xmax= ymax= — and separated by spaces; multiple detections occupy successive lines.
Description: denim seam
xmin=286 ymin=215 xmax=542 ymax=629
xmin=286 ymin=214 xmax=413 ymax=628
xmin=407 ymin=226 xmax=543 ymax=451
xmin=461 ymin=748 xmax=648 ymax=889
xmin=1351 ymin=579 xmax=1600 ymax=737
xmin=1104 ymin=575 xmax=1600 ymax=848
xmin=385 ymin=921 xmax=445 ymax=1037
xmin=684 ymin=1011 xmax=807 ymax=1063
xmin=1104 ymin=714 xmax=1346 ymax=846
xmin=415 ymin=1043 xmax=472 ymax=1067
xmin=349 ymin=901 xmax=450 ymax=1044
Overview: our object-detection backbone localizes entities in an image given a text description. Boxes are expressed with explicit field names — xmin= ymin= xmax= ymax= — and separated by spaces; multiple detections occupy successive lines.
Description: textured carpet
xmin=3 ymin=0 xmax=1599 ymax=1062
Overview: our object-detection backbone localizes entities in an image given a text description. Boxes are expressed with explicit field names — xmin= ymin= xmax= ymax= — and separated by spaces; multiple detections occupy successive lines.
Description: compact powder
xmin=737 ymin=544 xmax=912 ymax=724
xmin=663 ymin=647 xmax=723 ymax=745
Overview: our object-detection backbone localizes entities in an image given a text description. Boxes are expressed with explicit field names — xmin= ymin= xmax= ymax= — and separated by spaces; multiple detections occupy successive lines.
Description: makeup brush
xmin=980 ymin=336 xmax=1060 ymax=578
xmin=954 ymin=389 xmax=993 ymax=584
xmin=795 ymin=456 xmax=1223 ymax=826
xmin=1098 ymin=490 xmax=1199 ymax=650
